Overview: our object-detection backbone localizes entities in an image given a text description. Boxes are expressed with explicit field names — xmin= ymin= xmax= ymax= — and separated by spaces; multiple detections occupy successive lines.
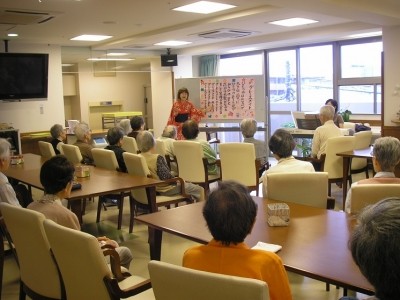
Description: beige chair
xmin=148 ymin=260 xmax=269 ymax=300
xmin=43 ymin=219 xmax=152 ymax=300
xmin=350 ymin=131 xmax=373 ymax=182
xmin=320 ymin=136 xmax=355 ymax=196
xmin=91 ymin=148 xmax=129 ymax=230
xmin=122 ymin=152 xmax=193 ymax=233
xmin=266 ymin=172 xmax=330 ymax=209
xmin=155 ymin=139 xmax=167 ymax=157
xmin=38 ymin=141 xmax=56 ymax=159
xmin=350 ymin=184 xmax=400 ymax=214
xmin=61 ymin=143 xmax=83 ymax=164
xmin=0 ymin=203 xmax=63 ymax=300
xmin=173 ymin=140 xmax=220 ymax=195
xmin=219 ymin=143 xmax=260 ymax=196
xmin=121 ymin=136 xmax=139 ymax=154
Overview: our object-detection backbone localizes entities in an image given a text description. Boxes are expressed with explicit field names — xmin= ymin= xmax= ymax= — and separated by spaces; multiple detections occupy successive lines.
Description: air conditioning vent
xmin=0 ymin=9 xmax=59 ymax=25
xmin=197 ymin=29 xmax=254 ymax=39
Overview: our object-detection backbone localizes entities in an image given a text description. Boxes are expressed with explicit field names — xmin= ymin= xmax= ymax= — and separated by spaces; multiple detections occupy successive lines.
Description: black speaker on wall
xmin=161 ymin=54 xmax=178 ymax=67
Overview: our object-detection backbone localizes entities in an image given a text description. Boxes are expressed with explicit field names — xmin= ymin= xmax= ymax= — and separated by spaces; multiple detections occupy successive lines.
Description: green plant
xmin=339 ymin=109 xmax=352 ymax=122
xmin=281 ymin=122 xmax=295 ymax=128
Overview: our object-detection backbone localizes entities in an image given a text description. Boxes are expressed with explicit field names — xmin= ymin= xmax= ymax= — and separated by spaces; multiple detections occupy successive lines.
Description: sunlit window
xmin=219 ymin=53 xmax=263 ymax=76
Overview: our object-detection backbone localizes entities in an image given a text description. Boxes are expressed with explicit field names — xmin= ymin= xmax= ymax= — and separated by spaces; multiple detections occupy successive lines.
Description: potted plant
xmin=340 ymin=109 xmax=352 ymax=122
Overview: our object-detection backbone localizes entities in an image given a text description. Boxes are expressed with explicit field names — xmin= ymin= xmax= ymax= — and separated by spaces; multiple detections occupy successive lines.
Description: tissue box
xmin=267 ymin=203 xmax=290 ymax=227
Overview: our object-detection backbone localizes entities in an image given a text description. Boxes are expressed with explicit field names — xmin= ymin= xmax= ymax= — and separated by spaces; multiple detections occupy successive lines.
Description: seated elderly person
xmin=345 ymin=136 xmax=400 ymax=213
xmin=311 ymin=105 xmax=342 ymax=159
xmin=240 ymin=118 xmax=269 ymax=177
xmin=157 ymin=125 xmax=178 ymax=175
xmin=73 ymin=122 xmax=94 ymax=164
xmin=137 ymin=130 xmax=204 ymax=202
xmin=105 ymin=127 xmax=127 ymax=173
xmin=261 ymin=129 xmax=315 ymax=197
xmin=183 ymin=181 xmax=292 ymax=300
xmin=127 ymin=116 xmax=145 ymax=140
xmin=118 ymin=118 xmax=132 ymax=136
xmin=27 ymin=155 xmax=132 ymax=268
xmin=347 ymin=198 xmax=400 ymax=300
xmin=181 ymin=120 xmax=218 ymax=175
xmin=50 ymin=124 xmax=66 ymax=155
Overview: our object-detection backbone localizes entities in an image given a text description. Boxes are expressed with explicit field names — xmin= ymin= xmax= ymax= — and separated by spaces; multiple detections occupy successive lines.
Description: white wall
xmin=383 ymin=25 xmax=400 ymax=125
xmin=0 ymin=43 xmax=65 ymax=133
xmin=150 ymin=59 xmax=174 ymax=137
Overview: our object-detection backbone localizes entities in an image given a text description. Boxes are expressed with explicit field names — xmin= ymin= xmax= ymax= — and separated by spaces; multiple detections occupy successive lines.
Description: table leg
xmin=69 ymin=199 xmax=83 ymax=224
xmin=149 ymin=227 xmax=163 ymax=260
xmin=342 ymin=157 xmax=351 ymax=211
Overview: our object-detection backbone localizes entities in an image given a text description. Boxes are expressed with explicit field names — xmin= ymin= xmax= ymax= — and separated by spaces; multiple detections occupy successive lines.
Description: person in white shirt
xmin=0 ymin=138 xmax=22 ymax=207
xmin=261 ymin=129 xmax=315 ymax=197
xmin=311 ymin=105 xmax=342 ymax=159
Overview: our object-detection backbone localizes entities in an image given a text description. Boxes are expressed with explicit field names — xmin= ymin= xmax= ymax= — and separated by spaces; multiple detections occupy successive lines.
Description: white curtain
xmin=199 ymin=55 xmax=219 ymax=77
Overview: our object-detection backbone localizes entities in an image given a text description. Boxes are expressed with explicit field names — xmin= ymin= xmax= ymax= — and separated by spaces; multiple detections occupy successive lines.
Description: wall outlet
xmin=40 ymin=104 xmax=44 ymax=114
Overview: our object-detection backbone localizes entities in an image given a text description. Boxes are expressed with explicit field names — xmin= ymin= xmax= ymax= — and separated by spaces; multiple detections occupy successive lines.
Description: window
xmin=219 ymin=52 xmax=263 ymax=76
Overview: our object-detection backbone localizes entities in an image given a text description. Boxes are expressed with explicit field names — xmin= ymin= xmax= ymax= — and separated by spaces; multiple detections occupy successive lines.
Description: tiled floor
xmin=1 ymin=171 xmax=372 ymax=299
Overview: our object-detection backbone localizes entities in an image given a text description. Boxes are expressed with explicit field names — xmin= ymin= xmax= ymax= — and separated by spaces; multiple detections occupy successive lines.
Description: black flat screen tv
xmin=0 ymin=53 xmax=49 ymax=100
xmin=161 ymin=54 xmax=178 ymax=67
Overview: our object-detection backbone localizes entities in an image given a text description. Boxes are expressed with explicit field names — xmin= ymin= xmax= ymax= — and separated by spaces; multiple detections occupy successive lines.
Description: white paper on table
xmin=251 ymin=241 xmax=282 ymax=253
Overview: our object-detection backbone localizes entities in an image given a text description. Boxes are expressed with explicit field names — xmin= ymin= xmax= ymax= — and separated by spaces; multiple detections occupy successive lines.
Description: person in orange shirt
xmin=183 ymin=181 xmax=292 ymax=300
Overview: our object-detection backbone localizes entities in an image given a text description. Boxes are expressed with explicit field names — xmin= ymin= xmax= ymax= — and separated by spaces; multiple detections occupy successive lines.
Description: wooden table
xmin=337 ymin=147 xmax=373 ymax=210
xmin=5 ymin=153 xmax=161 ymax=223
xmin=135 ymin=197 xmax=374 ymax=295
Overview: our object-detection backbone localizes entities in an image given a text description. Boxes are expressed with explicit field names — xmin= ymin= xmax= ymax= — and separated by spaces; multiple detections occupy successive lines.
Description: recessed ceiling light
xmin=7 ymin=33 xmax=18 ymax=37
xmin=173 ymin=1 xmax=236 ymax=14
xmin=346 ymin=31 xmax=382 ymax=38
xmin=107 ymin=53 xmax=128 ymax=56
xmin=269 ymin=18 xmax=318 ymax=27
xmin=227 ymin=47 xmax=258 ymax=53
xmin=87 ymin=58 xmax=134 ymax=61
xmin=154 ymin=41 xmax=192 ymax=46
xmin=71 ymin=35 xmax=112 ymax=41
xmin=62 ymin=64 xmax=74 ymax=67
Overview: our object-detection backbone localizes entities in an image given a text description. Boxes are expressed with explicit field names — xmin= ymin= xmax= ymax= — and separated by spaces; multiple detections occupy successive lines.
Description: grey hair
xmin=373 ymin=136 xmax=400 ymax=171
xmin=0 ymin=138 xmax=11 ymax=159
xmin=74 ymin=122 xmax=90 ymax=141
xmin=319 ymin=105 xmax=335 ymax=120
xmin=268 ymin=129 xmax=295 ymax=158
xmin=349 ymin=197 xmax=400 ymax=299
xmin=50 ymin=124 xmax=64 ymax=139
xmin=137 ymin=131 xmax=155 ymax=153
xmin=118 ymin=119 xmax=132 ymax=135
xmin=162 ymin=125 xmax=177 ymax=139
xmin=240 ymin=118 xmax=257 ymax=138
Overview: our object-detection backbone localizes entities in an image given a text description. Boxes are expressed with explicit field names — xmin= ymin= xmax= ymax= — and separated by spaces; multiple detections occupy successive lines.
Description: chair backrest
xmin=219 ymin=143 xmax=259 ymax=193
xmin=351 ymin=131 xmax=373 ymax=170
xmin=173 ymin=141 xmax=206 ymax=183
xmin=43 ymin=219 xmax=112 ymax=300
xmin=61 ymin=144 xmax=83 ymax=164
xmin=91 ymin=148 xmax=119 ymax=171
xmin=351 ymin=184 xmax=400 ymax=214
xmin=155 ymin=139 xmax=167 ymax=157
xmin=323 ymin=136 xmax=355 ymax=179
xmin=343 ymin=122 xmax=356 ymax=130
xmin=0 ymin=203 xmax=62 ymax=299
xmin=121 ymin=136 xmax=139 ymax=154
xmin=266 ymin=172 xmax=329 ymax=208
xmin=38 ymin=141 xmax=56 ymax=159
xmin=123 ymin=152 xmax=150 ymax=205
xmin=148 ymin=260 xmax=269 ymax=300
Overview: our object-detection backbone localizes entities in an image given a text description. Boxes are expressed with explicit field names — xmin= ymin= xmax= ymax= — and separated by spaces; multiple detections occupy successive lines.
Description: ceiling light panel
xmin=154 ymin=41 xmax=192 ymax=46
xmin=173 ymin=1 xmax=236 ymax=14
xmin=269 ymin=18 xmax=318 ymax=27
xmin=71 ymin=35 xmax=112 ymax=41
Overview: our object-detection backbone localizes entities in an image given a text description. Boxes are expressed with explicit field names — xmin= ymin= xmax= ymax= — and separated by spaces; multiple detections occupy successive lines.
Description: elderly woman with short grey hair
xmin=118 ymin=119 xmax=132 ymax=136
xmin=73 ymin=122 xmax=94 ymax=164
xmin=240 ymin=118 xmax=268 ymax=176
xmin=50 ymin=124 xmax=65 ymax=155
xmin=137 ymin=130 xmax=204 ymax=202
xmin=345 ymin=136 xmax=400 ymax=213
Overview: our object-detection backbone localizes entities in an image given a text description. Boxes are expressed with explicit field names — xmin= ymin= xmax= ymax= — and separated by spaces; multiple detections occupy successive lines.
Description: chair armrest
xmin=104 ymin=277 xmax=152 ymax=299
xmin=102 ymin=246 xmax=130 ymax=281
xmin=161 ymin=177 xmax=191 ymax=198
xmin=326 ymin=196 xmax=335 ymax=210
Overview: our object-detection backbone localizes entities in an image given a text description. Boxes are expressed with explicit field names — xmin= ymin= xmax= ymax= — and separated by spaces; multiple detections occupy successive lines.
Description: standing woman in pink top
xmin=167 ymin=87 xmax=212 ymax=140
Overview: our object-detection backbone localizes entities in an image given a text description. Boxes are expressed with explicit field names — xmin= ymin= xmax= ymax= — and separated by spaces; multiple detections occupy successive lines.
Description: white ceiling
xmin=0 ymin=0 xmax=399 ymax=65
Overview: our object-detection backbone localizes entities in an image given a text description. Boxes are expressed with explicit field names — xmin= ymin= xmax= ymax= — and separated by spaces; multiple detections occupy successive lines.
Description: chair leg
xmin=328 ymin=182 xmax=332 ymax=196
xmin=326 ymin=283 xmax=330 ymax=291
xmin=129 ymin=196 xmax=135 ymax=234
xmin=19 ymin=281 xmax=26 ymax=300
